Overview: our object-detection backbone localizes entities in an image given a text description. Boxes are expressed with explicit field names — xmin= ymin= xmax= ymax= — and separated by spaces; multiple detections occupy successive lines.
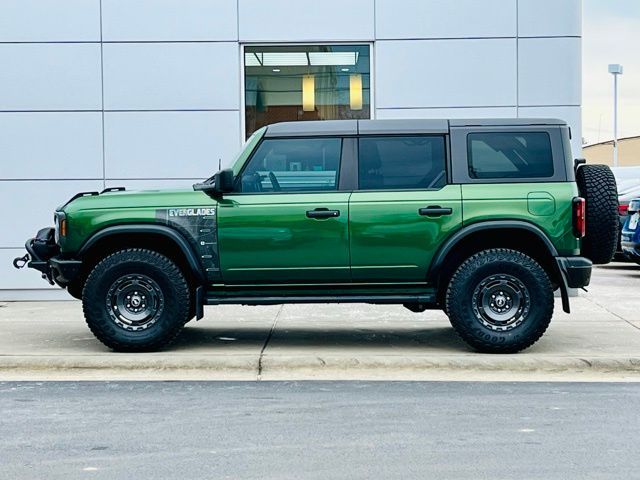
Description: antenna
xmin=218 ymin=158 xmax=221 ymax=171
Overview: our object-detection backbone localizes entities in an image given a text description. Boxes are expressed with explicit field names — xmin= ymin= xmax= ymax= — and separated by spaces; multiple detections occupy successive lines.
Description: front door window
xmin=238 ymin=138 xmax=342 ymax=193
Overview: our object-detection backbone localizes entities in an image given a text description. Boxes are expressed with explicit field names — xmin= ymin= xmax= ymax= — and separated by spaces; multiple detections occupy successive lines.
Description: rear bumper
xmin=621 ymin=224 xmax=640 ymax=260
xmin=555 ymin=256 xmax=592 ymax=289
xmin=621 ymin=240 xmax=640 ymax=261
xmin=553 ymin=256 xmax=591 ymax=314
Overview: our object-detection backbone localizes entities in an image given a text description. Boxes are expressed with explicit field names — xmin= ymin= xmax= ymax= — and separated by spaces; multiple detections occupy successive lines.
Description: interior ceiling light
xmin=245 ymin=51 xmax=359 ymax=67
xmin=308 ymin=52 xmax=358 ymax=66
xmin=302 ymin=75 xmax=315 ymax=112
xmin=350 ymin=73 xmax=362 ymax=110
xmin=262 ymin=52 xmax=308 ymax=66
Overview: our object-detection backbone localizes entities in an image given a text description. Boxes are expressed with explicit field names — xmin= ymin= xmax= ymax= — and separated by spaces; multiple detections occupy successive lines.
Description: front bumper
xmin=14 ymin=227 xmax=82 ymax=287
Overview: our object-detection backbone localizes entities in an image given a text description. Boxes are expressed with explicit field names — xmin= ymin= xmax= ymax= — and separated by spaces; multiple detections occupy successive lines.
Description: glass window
xmin=467 ymin=132 xmax=554 ymax=179
xmin=239 ymin=138 xmax=342 ymax=193
xmin=244 ymin=45 xmax=371 ymax=139
xmin=358 ymin=136 xmax=446 ymax=190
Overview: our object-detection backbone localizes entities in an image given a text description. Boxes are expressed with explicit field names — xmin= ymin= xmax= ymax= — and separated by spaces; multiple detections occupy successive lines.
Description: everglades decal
xmin=168 ymin=208 xmax=216 ymax=217
xmin=156 ymin=206 xmax=220 ymax=282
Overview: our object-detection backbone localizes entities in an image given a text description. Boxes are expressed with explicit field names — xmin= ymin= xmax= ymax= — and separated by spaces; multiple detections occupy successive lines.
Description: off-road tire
xmin=576 ymin=164 xmax=618 ymax=264
xmin=82 ymin=248 xmax=190 ymax=352
xmin=446 ymin=249 xmax=554 ymax=353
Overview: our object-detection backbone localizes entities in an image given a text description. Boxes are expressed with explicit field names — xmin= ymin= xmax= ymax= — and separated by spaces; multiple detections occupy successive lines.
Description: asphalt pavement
xmin=0 ymin=263 xmax=639 ymax=381
xmin=1 ymin=381 xmax=639 ymax=480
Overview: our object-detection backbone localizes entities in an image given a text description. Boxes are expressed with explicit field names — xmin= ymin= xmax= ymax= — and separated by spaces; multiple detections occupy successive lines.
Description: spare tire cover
xmin=576 ymin=164 xmax=619 ymax=264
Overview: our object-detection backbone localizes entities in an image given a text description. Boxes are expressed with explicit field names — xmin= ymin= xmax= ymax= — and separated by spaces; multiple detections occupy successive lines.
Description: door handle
xmin=306 ymin=208 xmax=340 ymax=219
xmin=418 ymin=206 xmax=453 ymax=217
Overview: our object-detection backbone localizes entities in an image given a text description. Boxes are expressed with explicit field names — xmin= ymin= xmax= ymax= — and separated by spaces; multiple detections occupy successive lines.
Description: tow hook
xmin=13 ymin=254 xmax=30 ymax=269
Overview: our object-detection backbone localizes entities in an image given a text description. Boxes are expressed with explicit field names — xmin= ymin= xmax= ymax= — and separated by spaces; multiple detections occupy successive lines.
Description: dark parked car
xmin=621 ymin=198 xmax=640 ymax=264
xmin=611 ymin=169 xmax=640 ymax=257
xmin=615 ymin=188 xmax=640 ymax=258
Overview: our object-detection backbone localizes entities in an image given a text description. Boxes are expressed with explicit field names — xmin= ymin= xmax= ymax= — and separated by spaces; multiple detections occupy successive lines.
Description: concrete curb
xmin=0 ymin=355 xmax=259 ymax=372
xmin=3 ymin=354 xmax=640 ymax=381
xmin=260 ymin=355 xmax=640 ymax=374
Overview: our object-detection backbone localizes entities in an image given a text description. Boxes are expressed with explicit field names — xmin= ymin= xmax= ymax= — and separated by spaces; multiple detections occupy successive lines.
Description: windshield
xmin=230 ymin=127 xmax=267 ymax=176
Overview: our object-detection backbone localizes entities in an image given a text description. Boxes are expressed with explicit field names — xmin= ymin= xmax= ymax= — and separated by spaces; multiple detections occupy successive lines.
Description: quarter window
xmin=239 ymin=138 xmax=342 ymax=193
xmin=467 ymin=132 xmax=554 ymax=179
xmin=358 ymin=136 xmax=446 ymax=190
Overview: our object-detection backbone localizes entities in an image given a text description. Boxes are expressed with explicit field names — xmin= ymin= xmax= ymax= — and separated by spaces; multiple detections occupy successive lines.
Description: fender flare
xmin=429 ymin=220 xmax=559 ymax=278
xmin=78 ymin=224 xmax=206 ymax=283
xmin=429 ymin=220 xmax=571 ymax=312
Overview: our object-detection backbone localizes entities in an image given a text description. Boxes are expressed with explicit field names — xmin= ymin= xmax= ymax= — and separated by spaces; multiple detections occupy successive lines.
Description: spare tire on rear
xmin=576 ymin=164 xmax=618 ymax=264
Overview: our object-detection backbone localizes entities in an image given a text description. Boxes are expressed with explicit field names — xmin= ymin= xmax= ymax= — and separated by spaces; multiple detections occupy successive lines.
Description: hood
xmin=60 ymin=187 xmax=217 ymax=213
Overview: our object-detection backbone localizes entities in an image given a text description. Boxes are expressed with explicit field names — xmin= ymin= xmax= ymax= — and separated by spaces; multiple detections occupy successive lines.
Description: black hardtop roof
xmin=264 ymin=118 xmax=567 ymax=137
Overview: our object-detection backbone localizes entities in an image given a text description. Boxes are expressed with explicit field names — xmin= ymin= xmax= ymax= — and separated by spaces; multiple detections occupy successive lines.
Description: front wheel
xmin=82 ymin=249 xmax=191 ymax=352
xmin=445 ymin=249 xmax=554 ymax=353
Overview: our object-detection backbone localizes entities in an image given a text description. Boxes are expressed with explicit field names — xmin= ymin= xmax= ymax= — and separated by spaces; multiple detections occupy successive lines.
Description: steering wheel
xmin=268 ymin=171 xmax=281 ymax=191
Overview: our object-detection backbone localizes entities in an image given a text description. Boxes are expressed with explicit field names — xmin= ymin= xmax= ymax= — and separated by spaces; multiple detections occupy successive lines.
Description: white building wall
xmin=0 ymin=0 xmax=582 ymax=300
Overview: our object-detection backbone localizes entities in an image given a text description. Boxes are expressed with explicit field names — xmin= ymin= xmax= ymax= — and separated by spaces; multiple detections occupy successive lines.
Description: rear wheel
xmin=82 ymin=248 xmax=190 ymax=352
xmin=446 ymin=249 xmax=554 ymax=353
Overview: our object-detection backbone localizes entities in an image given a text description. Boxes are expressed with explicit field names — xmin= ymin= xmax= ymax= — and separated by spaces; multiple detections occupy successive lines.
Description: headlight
xmin=54 ymin=212 xmax=66 ymax=244
xmin=54 ymin=215 xmax=59 ymax=243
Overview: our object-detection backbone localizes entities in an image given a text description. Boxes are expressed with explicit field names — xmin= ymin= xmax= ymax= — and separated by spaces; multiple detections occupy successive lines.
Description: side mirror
xmin=215 ymin=168 xmax=235 ymax=194
xmin=193 ymin=168 xmax=235 ymax=197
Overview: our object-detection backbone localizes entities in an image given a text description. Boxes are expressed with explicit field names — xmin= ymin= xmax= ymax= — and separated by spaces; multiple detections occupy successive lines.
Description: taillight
xmin=618 ymin=204 xmax=629 ymax=216
xmin=573 ymin=197 xmax=586 ymax=238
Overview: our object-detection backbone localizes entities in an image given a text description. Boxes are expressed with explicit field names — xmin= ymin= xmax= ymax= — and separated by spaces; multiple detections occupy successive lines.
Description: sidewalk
xmin=1 ymin=263 xmax=639 ymax=381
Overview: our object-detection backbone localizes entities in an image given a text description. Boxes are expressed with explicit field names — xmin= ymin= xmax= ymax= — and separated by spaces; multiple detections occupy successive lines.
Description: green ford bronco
xmin=14 ymin=119 xmax=619 ymax=353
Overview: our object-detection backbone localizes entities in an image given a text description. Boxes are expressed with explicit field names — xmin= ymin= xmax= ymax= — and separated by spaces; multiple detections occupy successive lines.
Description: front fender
xmin=78 ymin=224 xmax=208 ymax=283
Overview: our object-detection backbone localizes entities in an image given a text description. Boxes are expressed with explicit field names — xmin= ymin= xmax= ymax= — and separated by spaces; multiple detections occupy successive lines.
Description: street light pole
xmin=608 ymin=64 xmax=623 ymax=167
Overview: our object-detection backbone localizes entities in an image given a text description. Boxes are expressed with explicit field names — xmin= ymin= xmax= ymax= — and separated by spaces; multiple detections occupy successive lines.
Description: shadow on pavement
xmin=597 ymin=263 xmax=639 ymax=270
xmin=595 ymin=263 xmax=640 ymax=280
xmin=172 ymin=325 xmax=471 ymax=352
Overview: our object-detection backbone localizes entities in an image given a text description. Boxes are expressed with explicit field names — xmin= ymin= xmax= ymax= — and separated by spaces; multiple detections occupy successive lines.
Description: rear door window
xmin=358 ymin=136 xmax=446 ymax=190
xmin=467 ymin=132 xmax=554 ymax=179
